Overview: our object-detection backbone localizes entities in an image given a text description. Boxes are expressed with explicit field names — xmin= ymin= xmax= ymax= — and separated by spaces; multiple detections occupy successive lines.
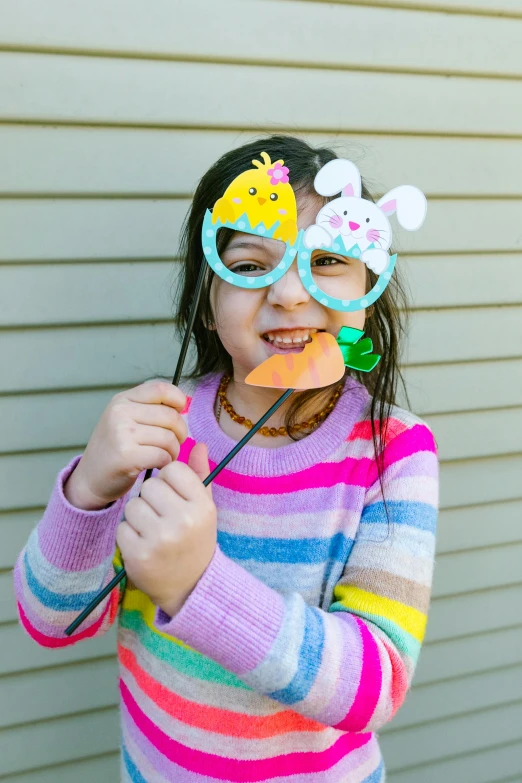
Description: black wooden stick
xmin=65 ymin=386 xmax=294 ymax=636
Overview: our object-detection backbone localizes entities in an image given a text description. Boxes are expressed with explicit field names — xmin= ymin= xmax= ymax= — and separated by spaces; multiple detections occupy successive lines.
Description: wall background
xmin=0 ymin=1 xmax=521 ymax=780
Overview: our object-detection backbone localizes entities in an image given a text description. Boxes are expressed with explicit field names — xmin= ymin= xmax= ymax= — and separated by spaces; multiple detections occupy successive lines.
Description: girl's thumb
xmin=188 ymin=442 xmax=212 ymax=488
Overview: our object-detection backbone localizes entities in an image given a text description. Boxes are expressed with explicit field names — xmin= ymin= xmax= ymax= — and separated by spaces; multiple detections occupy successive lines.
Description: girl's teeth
xmin=264 ymin=329 xmax=318 ymax=345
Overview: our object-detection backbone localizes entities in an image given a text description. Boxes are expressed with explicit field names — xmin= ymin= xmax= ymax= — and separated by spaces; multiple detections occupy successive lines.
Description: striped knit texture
xmin=14 ymin=372 xmax=439 ymax=782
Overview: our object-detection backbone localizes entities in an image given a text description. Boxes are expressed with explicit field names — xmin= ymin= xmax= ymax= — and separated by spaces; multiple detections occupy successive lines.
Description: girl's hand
xmin=115 ymin=442 xmax=217 ymax=617
xmin=64 ymin=381 xmax=189 ymax=510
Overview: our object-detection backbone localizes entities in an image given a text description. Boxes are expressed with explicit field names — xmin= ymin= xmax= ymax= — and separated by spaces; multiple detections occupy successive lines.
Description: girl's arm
xmin=13 ymin=455 xmax=144 ymax=647
xmin=154 ymin=420 xmax=438 ymax=733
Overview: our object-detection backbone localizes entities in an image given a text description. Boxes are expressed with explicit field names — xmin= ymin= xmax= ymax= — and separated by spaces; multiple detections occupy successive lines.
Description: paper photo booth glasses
xmin=202 ymin=153 xmax=426 ymax=314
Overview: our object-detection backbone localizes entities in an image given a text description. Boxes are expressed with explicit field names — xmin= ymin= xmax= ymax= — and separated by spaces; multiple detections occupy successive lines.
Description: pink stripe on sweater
xmin=179 ymin=437 xmax=371 ymax=493
xmin=179 ymin=425 xmax=435 ymax=497
xmin=17 ymin=596 xmax=113 ymax=647
xmin=334 ymin=617 xmax=382 ymax=732
xmin=347 ymin=418 xmax=409 ymax=444
xmin=120 ymin=679 xmax=371 ymax=780
xmin=366 ymin=424 xmax=437 ymax=487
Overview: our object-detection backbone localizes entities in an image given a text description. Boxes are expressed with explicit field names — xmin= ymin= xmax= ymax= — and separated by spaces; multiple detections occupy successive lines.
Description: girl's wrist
xmin=63 ymin=465 xmax=113 ymax=511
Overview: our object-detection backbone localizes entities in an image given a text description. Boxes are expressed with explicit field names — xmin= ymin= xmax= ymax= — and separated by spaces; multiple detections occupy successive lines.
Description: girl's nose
xmin=349 ymin=221 xmax=360 ymax=231
xmin=266 ymin=260 xmax=310 ymax=308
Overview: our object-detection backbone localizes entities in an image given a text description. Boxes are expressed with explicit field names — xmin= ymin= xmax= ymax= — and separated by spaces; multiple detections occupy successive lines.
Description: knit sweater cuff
xmin=37 ymin=454 xmax=129 ymax=571
xmin=154 ymin=544 xmax=286 ymax=673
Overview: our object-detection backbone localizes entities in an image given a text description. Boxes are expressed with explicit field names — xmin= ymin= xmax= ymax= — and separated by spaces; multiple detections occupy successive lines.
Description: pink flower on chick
xmin=267 ymin=162 xmax=289 ymax=186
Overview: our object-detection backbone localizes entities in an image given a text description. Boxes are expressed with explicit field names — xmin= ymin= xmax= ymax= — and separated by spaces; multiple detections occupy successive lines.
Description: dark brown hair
xmin=173 ymin=135 xmax=410 ymax=525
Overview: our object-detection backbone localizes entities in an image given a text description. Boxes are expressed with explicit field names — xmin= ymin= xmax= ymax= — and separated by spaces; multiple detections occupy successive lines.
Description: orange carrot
xmin=245 ymin=332 xmax=345 ymax=390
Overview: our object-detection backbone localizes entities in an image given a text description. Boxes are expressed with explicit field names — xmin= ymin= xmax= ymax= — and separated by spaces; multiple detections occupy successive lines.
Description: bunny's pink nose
xmin=349 ymin=221 xmax=360 ymax=231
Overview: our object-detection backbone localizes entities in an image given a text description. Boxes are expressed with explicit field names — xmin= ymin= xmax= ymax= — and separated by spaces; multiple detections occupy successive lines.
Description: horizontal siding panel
xmin=0 ymin=389 xmax=119 ymax=453
xmin=380 ymin=701 xmax=522 ymax=771
xmin=0 ymin=450 xmax=95 ymax=513
xmin=2 ymin=53 xmax=522 ymax=136
xmin=346 ymin=0 xmax=522 ymax=14
xmin=2 ymin=387 xmax=519 ymax=459
xmin=416 ymin=625 xmax=522 ymax=685
xmin=0 ymin=706 xmax=119 ymax=777
xmin=1 ymin=451 xmax=521 ymax=513
xmin=0 ymin=570 xmax=16 ymax=623
xmin=2 ymin=256 xmax=521 ymax=328
xmin=427 ymin=584 xmax=522 ymax=642
xmin=0 ymin=261 xmax=175 ymax=327
xmin=386 ymin=739 xmax=522 ymax=783
xmin=405 ymin=307 xmax=522 ymax=365
xmin=0 ymin=621 xmax=116 ymax=675
xmin=403 ymin=359 xmax=522 ymax=414
xmin=1 ymin=0 xmax=522 ymax=77
xmin=0 ymin=199 xmax=185 ymax=262
xmin=0 ymin=325 xmax=178 ymax=394
xmin=432 ymin=543 xmax=522 ymax=597
xmin=0 ymin=509 xmax=42 ymax=569
xmin=0 ymin=261 xmax=175 ymax=326
xmin=425 ymin=408 xmax=522 ymax=460
xmin=403 ymin=255 xmax=522 ymax=308
xmin=437 ymin=500 xmax=522 ymax=553
xmin=1 ymin=199 xmax=521 ymax=262
xmin=440 ymin=455 xmax=522 ymax=507
xmin=0 ymin=658 xmax=118 ymax=729
xmin=386 ymin=664 xmax=522 ymax=730
xmin=3 ymin=126 xmax=522 ymax=197
xmin=0 ymin=753 xmax=119 ymax=783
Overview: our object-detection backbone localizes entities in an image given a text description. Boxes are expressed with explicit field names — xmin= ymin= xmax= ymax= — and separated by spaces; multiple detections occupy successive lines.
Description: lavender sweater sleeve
xmin=13 ymin=454 xmax=138 ymax=646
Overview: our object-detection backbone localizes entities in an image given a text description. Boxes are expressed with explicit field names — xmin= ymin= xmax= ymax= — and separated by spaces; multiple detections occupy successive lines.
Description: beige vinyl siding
xmin=0 ymin=0 xmax=521 ymax=780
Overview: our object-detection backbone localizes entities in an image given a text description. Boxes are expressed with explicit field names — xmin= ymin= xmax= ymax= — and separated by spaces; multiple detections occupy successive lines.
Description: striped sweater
xmin=14 ymin=371 xmax=439 ymax=782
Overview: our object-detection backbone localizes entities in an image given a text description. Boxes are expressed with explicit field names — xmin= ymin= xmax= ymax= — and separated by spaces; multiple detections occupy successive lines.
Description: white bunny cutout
xmin=304 ymin=158 xmax=427 ymax=275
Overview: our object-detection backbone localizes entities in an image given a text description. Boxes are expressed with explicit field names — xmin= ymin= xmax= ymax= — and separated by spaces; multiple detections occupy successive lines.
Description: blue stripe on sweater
xmin=361 ymin=501 xmax=437 ymax=533
xmin=218 ymin=530 xmax=354 ymax=564
xmin=268 ymin=606 xmax=324 ymax=705
xmin=24 ymin=550 xmax=104 ymax=611
xmin=122 ymin=742 xmax=148 ymax=783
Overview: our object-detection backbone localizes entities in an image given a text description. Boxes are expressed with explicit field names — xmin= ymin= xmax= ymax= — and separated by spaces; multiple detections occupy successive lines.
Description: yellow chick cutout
xmin=211 ymin=152 xmax=299 ymax=244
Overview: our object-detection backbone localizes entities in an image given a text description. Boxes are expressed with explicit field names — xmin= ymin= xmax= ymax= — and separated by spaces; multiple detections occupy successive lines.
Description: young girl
xmin=14 ymin=135 xmax=439 ymax=782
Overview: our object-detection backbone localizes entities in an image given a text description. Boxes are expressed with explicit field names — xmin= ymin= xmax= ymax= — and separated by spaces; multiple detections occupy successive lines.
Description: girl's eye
xmin=343 ymin=210 xmax=347 ymax=216
xmin=249 ymin=187 xmax=257 ymax=196
xmin=270 ymin=193 xmax=278 ymax=201
xmin=230 ymin=262 xmax=263 ymax=275
xmin=366 ymin=217 xmax=370 ymax=223
xmin=312 ymin=255 xmax=346 ymax=268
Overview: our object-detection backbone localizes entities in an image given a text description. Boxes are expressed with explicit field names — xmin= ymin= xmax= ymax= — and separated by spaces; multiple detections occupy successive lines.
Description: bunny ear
xmin=377 ymin=185 xmax=427 ymax=231
xmin=314 ymin=159 xmax=362 ymax=198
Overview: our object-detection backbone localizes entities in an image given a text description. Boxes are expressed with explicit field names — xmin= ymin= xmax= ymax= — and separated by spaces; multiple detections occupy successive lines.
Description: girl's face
xmin=210 ymin=194 xmax=368 ymax=383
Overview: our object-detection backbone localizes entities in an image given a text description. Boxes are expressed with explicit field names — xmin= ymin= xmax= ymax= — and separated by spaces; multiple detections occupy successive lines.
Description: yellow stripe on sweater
xmin=334 ymin=584 xmax=427 ymax=643
xmin=120 ymin=578 xmax=195 ymax=651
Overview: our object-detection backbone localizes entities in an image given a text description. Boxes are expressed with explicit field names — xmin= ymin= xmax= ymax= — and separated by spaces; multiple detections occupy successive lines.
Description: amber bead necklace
xmin=216 ymin=373 xmax=344 ymax=438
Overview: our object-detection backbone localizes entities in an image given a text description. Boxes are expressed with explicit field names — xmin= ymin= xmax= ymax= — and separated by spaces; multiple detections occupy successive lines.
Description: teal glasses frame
xmin=201 ymin=209 xmax=397 ymax=313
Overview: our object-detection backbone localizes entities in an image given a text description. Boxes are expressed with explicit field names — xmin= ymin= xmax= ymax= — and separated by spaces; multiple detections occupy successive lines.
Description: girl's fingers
xmin=123 ymin=495 xmax=158 ymax=536
xmin=116 ymin=516 xmax=144 ymax=551
xmin=120 ymin=380 xmax=187 ymax=412
xmin=135 ymin=423 xmax=182 ymax=461
xmin=138 ymin=476 xmax=184 ymax=518
xmin=158 ymin=459 xmax=208 ymax=502
xmin=128 ymin=401 xmax=188 ymax=444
